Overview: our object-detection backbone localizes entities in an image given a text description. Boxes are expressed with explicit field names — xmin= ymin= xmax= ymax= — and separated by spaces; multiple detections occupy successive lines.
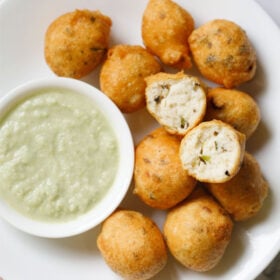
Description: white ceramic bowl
xmin=0 ymin=77 xmax=134 ymax=238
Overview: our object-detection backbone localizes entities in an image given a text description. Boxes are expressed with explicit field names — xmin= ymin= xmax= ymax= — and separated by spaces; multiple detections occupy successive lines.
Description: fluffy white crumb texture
xmin=180 ymin=123 xmax=242 ymax=182
xmin=146 ymin=78 xmax=206 ymax=133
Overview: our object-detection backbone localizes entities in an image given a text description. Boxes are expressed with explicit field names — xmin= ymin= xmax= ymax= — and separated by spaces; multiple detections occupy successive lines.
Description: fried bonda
xmin=134 ymin=127 xmax=197 ymax=209
xmin=164 ymin=187 xmax=233 ymax=272
xmin=205 ymin=152 xmax=268 ymax=221
xmin=100 ymin=44 xmax=161 ymax=113
xmin=180 ymin=120 xmax=246 ymax=183
xmin=45 ymin=9 xmax=111 ymax=78
xmin=188 ymin=19 xmax=256 ymax=88
xmin=145 ymin=72 xmax=207 ymax=136
xmin=142 ymin=0 xmax=194 ymax=69
xmin=205 ymin=87 xmax=260 ymax=138
xmin=97 ymin=210 xmax=167 ymax=280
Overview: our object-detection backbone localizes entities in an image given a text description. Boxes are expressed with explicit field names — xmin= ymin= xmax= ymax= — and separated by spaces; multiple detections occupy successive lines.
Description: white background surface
xmin=256 ymin=0 xmax=280 ymax=27
xmin=253 ymin=1 xmax=280 ymax=279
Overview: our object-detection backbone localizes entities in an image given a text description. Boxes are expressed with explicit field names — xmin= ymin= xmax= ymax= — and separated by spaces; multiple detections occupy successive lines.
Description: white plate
xmin=0 ymin=0 xmax=280 ymax=279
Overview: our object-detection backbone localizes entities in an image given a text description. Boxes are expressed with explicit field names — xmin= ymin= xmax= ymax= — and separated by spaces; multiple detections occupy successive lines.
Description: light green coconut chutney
xmin=0 ymin=89 xmax=119 ymax=222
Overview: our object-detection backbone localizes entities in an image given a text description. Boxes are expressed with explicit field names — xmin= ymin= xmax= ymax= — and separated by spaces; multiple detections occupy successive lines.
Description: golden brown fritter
xmin=205 ymin=152 xmax=268 ymax=221
xmin=45 ymin=9 xmax=112 ymax=78
xmin=142 ymin=0 xmax=194 ymax=69
xmin=205 ymin=87 xmax=260 ymax=138
xmin=97 ymin=210 xmax=167 ymax=280
xmin=100 ymin=45 xmax=161 ymax=113
xmin=134 ymin=127 xmax=197 ymax=209
xmin=188 ymin=19 xmax=257 ymax=88
xmin=164 ymin=187 xmax=233 ymax=272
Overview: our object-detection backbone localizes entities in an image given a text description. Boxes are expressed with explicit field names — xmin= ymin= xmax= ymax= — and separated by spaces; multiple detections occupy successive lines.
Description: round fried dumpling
xmin=100 ymin=45 xmax=161 ymax=113
xmin=205 ymin=87 xmax=260 ymax=138
xmin=45 ymin=9 xmax=111 ymax=78
xmin=188 ymin=19 xmax=257 ymax=88
xmin=205 ymin=152 xmax=268 ymax=221
xmin=145 ymin=72 xmax=207 ymax=136
xmin=97 ymin=210 xmax=167 ymax=280
xmin=164 ymin=187 xmax=233 ymax=272
xmin=142 ymin=0 xmax=194 ymax=69
xmin=134 ymin=127 xmax=197 ymax=209
xmin=180 ymin=120 xmax=246 ymax=183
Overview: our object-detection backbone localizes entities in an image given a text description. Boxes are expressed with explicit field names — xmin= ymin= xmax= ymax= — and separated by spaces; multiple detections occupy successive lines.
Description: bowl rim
xmin=0 ymin=77 xmax=135 ymax=238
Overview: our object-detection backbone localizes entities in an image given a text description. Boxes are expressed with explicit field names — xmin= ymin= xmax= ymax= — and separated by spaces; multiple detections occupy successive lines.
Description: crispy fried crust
xmin=188 ymin=19 xmax=256 ymax=88
xmin=205 ymin=87 xmax=260 ymax=138
xmin=97 ymin=210 xmax=167 ymax=280
xmin=100 ymin=45 xmax=161 ymax=113
xmin=142 ymin=0 xmax=194 ymax=69
xmin=205 ymin=152 xmax=268 ymax=221
xmin=164 ymin=187 xmax=233 ymax=272
xmin=45 ymin=9 xmax=112 ymax=78
xmin=134 ymin=127 xmax=197 ymax=209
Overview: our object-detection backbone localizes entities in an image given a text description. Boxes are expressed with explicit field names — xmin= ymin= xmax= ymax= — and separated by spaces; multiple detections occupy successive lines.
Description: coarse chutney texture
xmin=0 ymin=89 xmax=119 ymax=222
